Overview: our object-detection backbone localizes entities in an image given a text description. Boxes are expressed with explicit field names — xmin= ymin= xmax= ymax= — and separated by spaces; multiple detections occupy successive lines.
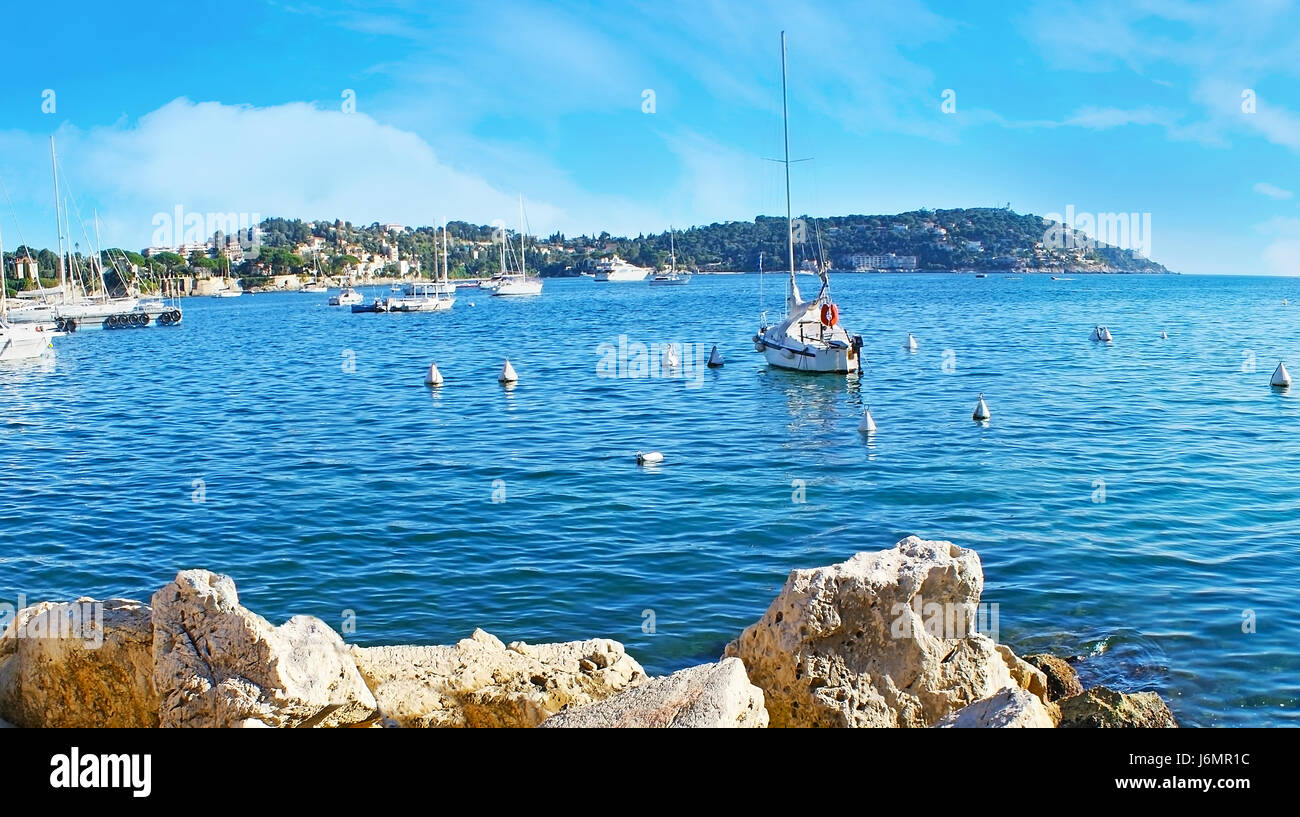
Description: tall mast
xmin=50 ymin=137 xmax=66 ymax=302
xmin=781 ymin=31 xmax=794 ymax=282
xmin=518 ymin=195 xmax=526 ymax=279
xmin=442 ymin=220 xmax=449 ymax=282
xmin=1 ymin=217 xmax=7 ymax=318
xmin=500 ymin=223 xmax=506 ymax=277
xmin=93 ymin=210 xmax=109 ymax=296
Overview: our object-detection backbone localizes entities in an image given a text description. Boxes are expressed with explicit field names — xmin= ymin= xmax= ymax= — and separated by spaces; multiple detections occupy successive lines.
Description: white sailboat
xmin=493 ymin=197 xmax=543 ymax=297
xmin=384 ymin=222 xmax=454 ymax=311
xmin=0 ymin=220 xmax=54 ymax=361
xmin=752 ymin=32 xmax=862 ymax=375
xmin=302 ymin=253 xmax=329 ymax=293
xmin=649 ymin=230 xmax=691 ymax=286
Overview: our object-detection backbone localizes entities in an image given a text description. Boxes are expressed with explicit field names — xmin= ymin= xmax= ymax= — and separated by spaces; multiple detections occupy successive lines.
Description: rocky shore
xmin=0 ymin=537 xmax=1177 ymax=728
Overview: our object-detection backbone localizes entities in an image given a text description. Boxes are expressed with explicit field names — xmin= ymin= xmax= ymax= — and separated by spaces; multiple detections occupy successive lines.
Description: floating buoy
xmin=1160 ymin=330 xmax=1168 ymax=340
xmin=424 ymin=362 xmax=443 ymax=387
xmin=859 ymin=408 xmax=877 ymax=434
xmin=636 ymin=451 xmax=664 ymax=465
xmin=1285 ymin=298 xmax=1289 ymax=306
xmin=663 ymin=345 xmax=680 ymax=368
xmin=905 ymin=333 xmax=918 ymax=351
xmin=499 ymin=359 xmax=518 ymax=383
xmin=469 ymin=301 xmax=475 ymax=307
xmin=1090 ymin=325 xmax=1113 ymax=342
xmin=707 ymin=345 xmax=724 ymax=368
xmin=972 ymin=393 xmax=991 ymax=421
xmin=1271 ymin=362 xmax=1291 ymax=388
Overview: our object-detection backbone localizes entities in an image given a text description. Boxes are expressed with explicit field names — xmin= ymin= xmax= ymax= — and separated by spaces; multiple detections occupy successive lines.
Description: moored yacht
xmin=492 ymin=197 xmax=543 ymax=297
xmin=329 ymin=286 xmax=364 ymax=306
xmin=594 ymin=255 xmax=651 ymax=282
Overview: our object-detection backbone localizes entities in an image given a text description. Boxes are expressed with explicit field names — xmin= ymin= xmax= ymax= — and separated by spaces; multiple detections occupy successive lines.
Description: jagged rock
xmin=152 ymin=570 xmax=377 ymax=728
xmin=1058 ymin=686 xmax=1179 ymax=728
xmin=0 ymin=598 xmax=157 ymax=728
xmin=1024 ymin=653 xmax=1084 ymax=701
xmin=933 ymin=686 xmax=1055 ymax=728
xmin=540 ymin=658 xmax=768 ymax=728
xmin=349 ymin=628 xmax=645 ymax=727
xmin=997 ymin=645 xmax=1049 ymax=703
xmin=726 ymin=536 xmax=1014 ymax=727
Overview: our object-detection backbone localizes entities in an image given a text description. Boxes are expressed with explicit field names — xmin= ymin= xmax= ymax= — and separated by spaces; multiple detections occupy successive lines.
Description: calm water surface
xmin=2 ymin=273 xmax=1298 ymax=726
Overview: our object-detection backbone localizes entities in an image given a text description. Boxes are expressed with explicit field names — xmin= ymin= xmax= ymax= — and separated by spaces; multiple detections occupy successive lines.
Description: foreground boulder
xmin=1024 ymin=653 xmax=1084 ymax=701
xmin=152 ymin=570 xmax=377 ymax=728
xmin=0 ymin=598 xmax=157 ymax=728
xmin=933 ymin=686 xmax=1055 ymax=728
xmin=726 ymin=536 xmax=1014 ymax=727
xmin=540 ymin=658 xmax=768 ymax=728
xmin=349 ymin=628 xmax=646 ymax=727
xmin=1058 ymin=686 xmax=1179 ymax=728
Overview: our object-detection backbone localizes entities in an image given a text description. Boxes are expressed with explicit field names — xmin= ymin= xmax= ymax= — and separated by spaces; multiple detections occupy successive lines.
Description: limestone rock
xmin=152 ymin=570 xmax=377 ymax=728
xmin=1058 ymin=686 xmax=1179 ymax=728
xmin=1024 ymin=653 xmax=1084 ymax=701
xmin=0 ymin=598 xmax=157 ymax=728
xmin=349 ymin=628 xmax=645 ymax=727
xmin=540 ymin=658 xmax=768 ymax=728
xmin=726 ymin=536 xmax=1014 ymax=727
xmin=997 ymin=645 xmax=1049 ymax=703
xmin=933 ymin=686 xmax=1055 ymax=728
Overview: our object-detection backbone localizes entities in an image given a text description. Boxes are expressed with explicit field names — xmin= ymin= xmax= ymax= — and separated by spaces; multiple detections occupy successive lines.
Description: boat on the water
xmin=975 ymin=272 xmax=988 ymax=278
xmin=0 ymin=225 xmax=55 ymax=361
xmin=594 ymin=255 xmax=650 ymax=282
xmin=329 ymin=286 xmax=364 ymax=306
xmin=752 ymin=32 xmax=862 ymax=375
xmin=649 ymin=231 xmax=691 ymax=286
xmin=493 ymin=198 xmax=543 ymax=297
xmin=376 ymin=224 xmax=456 ymax=311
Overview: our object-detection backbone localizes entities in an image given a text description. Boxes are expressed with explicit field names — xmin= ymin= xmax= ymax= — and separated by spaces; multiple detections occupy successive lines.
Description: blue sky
xmin=2 ymin=0 xmax=1300 ymax=273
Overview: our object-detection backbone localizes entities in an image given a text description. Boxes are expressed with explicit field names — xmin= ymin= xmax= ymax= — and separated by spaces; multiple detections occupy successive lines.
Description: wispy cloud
xmin=1253 ymin=181 xmax=1293 ymax=200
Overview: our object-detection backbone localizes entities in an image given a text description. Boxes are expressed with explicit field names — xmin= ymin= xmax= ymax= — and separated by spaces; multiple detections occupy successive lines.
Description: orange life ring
xmin=820 ymin=302 xmax=839 ymax=327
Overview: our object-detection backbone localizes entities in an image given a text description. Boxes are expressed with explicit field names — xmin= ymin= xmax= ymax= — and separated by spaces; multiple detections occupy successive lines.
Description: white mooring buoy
xmin=972 ymin=393 xmax=991 ymax=422
xmin=424 ymin=362 xmax=443 ymax=387
xmin=663 ymin=345 xmax=680 ymax=368
xmin=636 ymin=451 xmax=664 ymax=465
xmin=859 ymin=407 xmax=877 ymax=434
xmin=905 ymin=333 xmax=918 ymax=351
xmin=1161 ymin=330 xmax=1168 ymax=340
xmin=707 ymin=345 xmax=724 ymax=368
xmin=499 ymin=359 xmax=518 ymax=383
xmin=1271 ymin=362 xmax=1291 ymax=388
xmin=1091 ymin=325 xmax=1113 ymax=342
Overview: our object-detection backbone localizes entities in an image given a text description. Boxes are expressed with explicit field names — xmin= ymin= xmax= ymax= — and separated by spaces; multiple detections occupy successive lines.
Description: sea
xmin=2 ymin=272 xmax=1297 ymax=727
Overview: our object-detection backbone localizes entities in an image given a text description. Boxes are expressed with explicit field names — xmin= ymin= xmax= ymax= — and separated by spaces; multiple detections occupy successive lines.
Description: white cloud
xmin=1253 ymin=181 xmax=1293 ymax=200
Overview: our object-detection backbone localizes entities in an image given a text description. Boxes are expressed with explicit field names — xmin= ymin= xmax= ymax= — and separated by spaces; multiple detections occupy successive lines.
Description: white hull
xmin=595 ymin=268 xmax=650 ymax=282
xmin=649 ymin=275 xmax=690 ymax=286
xmin=330 ymin=289 xmax=364 ymax=306
xmin=387 ymin=296 xmax=454 ymax=312
xmin=0 ymin=324 xmax=53 ymax=361
xmin=212 ymin=289 xmax=243 ymax=298
xmin=492 ymin=278 xmax=543 ymax=296
xmin=302 ymin=285 xmax=328 ymax=294
xmin=760 ymin=343 xmax=856 ymax=373
xmin=5 ymin=298 xmax=180 ymax=331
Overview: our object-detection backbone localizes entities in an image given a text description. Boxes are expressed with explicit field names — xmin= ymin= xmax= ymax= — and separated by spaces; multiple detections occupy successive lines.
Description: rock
xmin=349 ymin=628 xmax=646 ymax=728
xmin=152 ymin=570 xmax=377 ymax=728
xmin=540 ymin=658 xmax=768 ymax=728
xmin=726 ymin=536 xmax=1015 ymax=727
xmin=0 ymin=598 xmax=158 ymax=728
xmin=1058 ymin=686 xmax=1179 ymax=728
xmin=1024 ymin=653 xmax=1085 ymax=701
xmin=997 ymin=644 xmax=1049 ymax=704
xmin=932 ymin=686 xmax=1055 ymax=728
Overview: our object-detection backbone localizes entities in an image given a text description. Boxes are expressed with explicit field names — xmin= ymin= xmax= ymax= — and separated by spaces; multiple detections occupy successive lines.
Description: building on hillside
xmin=843 ymin=253 xmax=918 ymax=271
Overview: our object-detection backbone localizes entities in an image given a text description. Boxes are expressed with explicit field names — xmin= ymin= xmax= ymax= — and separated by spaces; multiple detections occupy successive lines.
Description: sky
xmin=1 ymin=0 xmax=1300 ymax=274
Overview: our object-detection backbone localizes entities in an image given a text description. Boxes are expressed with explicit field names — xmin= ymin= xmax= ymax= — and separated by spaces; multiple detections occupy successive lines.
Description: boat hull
xmin=759 ymin=341 xmax=858 ymax=374
xmin=492 ymin=279 xmax=543 ymax=296
xmin=0 ymin=325 xmax=53 ymax=361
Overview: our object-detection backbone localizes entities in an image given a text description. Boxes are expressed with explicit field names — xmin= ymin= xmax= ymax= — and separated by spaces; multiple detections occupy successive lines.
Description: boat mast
xmin=50 ymin=137 xmax=66 ymax=303
xmin=93 ymin=210 xmax=109 ymax=297
xmin=442 ymin=220 xmax=449 ymax=282
xmin=1 ymin=217 xmax=7 ymax=319
xmin=780 ymin=31 xmax=795 ymax=287
xmin=518 ymin=195 xmax=526 ymax=279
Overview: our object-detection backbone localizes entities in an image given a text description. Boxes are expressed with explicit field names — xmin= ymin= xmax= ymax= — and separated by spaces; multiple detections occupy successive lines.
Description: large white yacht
xmin=593 ymin=255 xmax=651 ymax=282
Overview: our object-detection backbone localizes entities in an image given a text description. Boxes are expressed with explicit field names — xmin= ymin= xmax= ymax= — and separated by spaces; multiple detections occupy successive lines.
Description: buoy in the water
xmin=1272 ymin=361 xmax=1291 ymax=388
xmin=663 ymin=345 xmax=680 ymax=368
xmin=424 ymin=362 xmax=443 ymax=387
xmin=972 ymin=394 xmax=991 ymax=421
xmin=905 ymin=333 xmax=918 ymax=351
xmin=1285 ymin=298 xmax=1289 ymax=306
xmin=499 ymin=359 xmax=518 ymax=383
xmin=1091 ymin=325 xmax=1113 ymax=342
xmin=707 ymin=345 xmax=724 ymax=368
xmin=469 ymin=301 xmax=475 ymax=307
xmin=636 ymin=451 xmax=664 ymax=465
xmin=859 ymin=408 xmax=877 ymax=434
xmin=1161 ymin=330 xmax=1168 ymax=340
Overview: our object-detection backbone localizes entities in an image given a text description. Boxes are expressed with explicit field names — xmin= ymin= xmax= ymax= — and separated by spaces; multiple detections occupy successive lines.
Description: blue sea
xmin=2 ymin=273 xmax=1297 ymax=727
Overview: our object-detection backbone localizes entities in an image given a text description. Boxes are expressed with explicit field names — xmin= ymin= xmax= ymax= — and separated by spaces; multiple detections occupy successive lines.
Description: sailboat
xmin=211 ymin=253 xmax=243 ymax=297
xmin=752 ymin=32 xmax=862 ymax=374
xmin=494 ymin=197 xmax=543 ymax=296
xmin=384 ymin=221 xmax=454 ymax=311
xmin=302 ymin=253 xmax=329 ymax=293
xmin=0 ymin=220 xmax=54 ymax=361
xmin=649 ymin=229 xmax=691 ymax=286
xmin=5 ymin=138 xmax=177 ymax=330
